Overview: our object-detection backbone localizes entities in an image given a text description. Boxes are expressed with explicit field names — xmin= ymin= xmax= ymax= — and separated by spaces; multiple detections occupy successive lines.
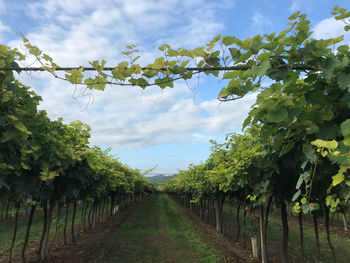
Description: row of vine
xmin=0 ymin=45 xmax=156 ymax=262
xmin=164 ymin=6 xmax=350 ymax=263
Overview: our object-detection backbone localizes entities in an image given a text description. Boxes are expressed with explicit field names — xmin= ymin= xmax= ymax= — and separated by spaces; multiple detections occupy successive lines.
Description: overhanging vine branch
xmin=0 ymin=65 xmax=317 ymax=72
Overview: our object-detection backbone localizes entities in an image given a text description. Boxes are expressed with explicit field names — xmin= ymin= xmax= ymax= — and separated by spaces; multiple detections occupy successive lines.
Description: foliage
xmin=0 ymin=43 xmax=157 ymax=260
xmin=162 ymin=6 xmax=350 ymax=216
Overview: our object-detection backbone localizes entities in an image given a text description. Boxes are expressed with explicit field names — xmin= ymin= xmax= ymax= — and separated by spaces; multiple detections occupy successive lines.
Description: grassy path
xmin=92 ymin=194 xmax=225 ymax=263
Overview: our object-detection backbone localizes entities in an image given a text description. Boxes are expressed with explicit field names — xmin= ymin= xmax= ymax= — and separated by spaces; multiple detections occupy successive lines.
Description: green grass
xmin=0 ymin=204 xmax=87 ymax=259
xmin=220 ymin=204 xmax=350 ymax=263
xmin=95 ymin=194 xmax=224 ymax=263
xmin=266 ymin=214 xmax=350 ymax=263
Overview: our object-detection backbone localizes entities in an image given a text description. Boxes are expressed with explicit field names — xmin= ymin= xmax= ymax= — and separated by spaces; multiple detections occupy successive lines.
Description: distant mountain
xmin=148 ymin=174 xmax=174 ymax=185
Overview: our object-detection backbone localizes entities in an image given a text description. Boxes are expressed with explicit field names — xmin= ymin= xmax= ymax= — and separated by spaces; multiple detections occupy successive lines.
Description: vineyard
xmin=1 ymin=5 xmax=350 ymax=263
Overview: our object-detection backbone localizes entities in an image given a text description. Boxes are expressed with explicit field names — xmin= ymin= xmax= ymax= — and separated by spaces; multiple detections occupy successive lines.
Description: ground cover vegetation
xmin=92 ymin=194 xmax=227 ymax=263
xmin=1 ymin=4 xmax=350 ymax=263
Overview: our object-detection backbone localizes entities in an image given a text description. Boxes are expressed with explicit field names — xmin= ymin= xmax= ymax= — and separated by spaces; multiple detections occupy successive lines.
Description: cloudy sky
xmin=1 ymin=0 xmax=349 ymax=174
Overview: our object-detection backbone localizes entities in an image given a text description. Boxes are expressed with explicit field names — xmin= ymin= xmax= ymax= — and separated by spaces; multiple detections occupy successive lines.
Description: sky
xmin=1 ymin=0 xmax=349 ymax=174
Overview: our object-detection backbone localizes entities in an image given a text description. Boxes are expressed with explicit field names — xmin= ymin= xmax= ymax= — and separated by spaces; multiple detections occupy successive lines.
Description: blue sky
xmin=1 ymin=0 xmax=349 ymax=174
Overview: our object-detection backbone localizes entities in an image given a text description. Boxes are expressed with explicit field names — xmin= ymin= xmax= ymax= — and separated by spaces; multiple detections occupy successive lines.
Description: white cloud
xmin=23 ymin=72 xmax=256 ymax=150
xmin=251 ymin=12 xmax=273 ymax=34
xmin=313 ymin=17 xmax=350 ymax=42
xmin=289 ymin=0 xmax=300 ymax=13
xmin=0 ymin=19 xmax=10 ymax=42
xmin=27 ymin=0 xmax=98 ymax=19
xmin=13 ymin=0 xmax=227 ymax=67
xmin=0 ymin=19 xmax=9 ymax=32
xmin=90 ymin=91 xmax=256 ymax=149
xmin=159 ymin=15 xmax=223 ymax=48
xmin=288 ymin=0 xmax=316 ymax=14
xmin=9 ymin=0 xmax=256 ymax=155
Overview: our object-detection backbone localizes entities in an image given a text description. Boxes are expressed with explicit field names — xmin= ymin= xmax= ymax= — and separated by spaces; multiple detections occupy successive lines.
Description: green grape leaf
xmin=338 ymin=72 xmax=350 ymax=91
xmin=252 ymin=60 xmax=271 ymax=76
xmin=229 ymin=48 xmax=241 ymax=60
xmin=341 ymin=120 xmax=350 ymax=146
xmin=208 ymin=34 xmax=221 ymax=45
xmin=292 ymin=189 xmax=301 ymax=201
xmin=218 ymin=88 xmax=230 ymax=99
xmin=332 ymin=173 xmax=344 ymax=186
xmin=311 ymin=139 xmax=338 ymax=150
xmin=266 ymin=108 xmax=288 ymax=123
xmin=288 ymin=11 xmax=300 ymax=20
xmin=341 ymin=119 xmax=350 ymax=136
xmin=1 ymin=131 xmax=16 ymax=143
xmin=301 ymin=203 xmax=310 ymax=214
xmin=15 ymin=123 xmax=31 ymax=135
xmin=309 ymin=203 xmax=320 ymax=211
xmin=296 ymin=171 xmax=308 ymax=189
xmin=301 ymin=197 xmax=307 ymax=204
xmin=324 ymin=56 xmax=339 ymax=80
xmin=326 ymin=195 xmax=332 ymax=207
xmin=65 ymin=68 xmax=84 ymax=84
xmin=222 ymin=36 xmax=240 ymax=46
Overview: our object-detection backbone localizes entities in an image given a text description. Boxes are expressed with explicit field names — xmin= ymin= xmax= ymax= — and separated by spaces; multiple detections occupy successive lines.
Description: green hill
xmin=148 ymin=174 xmax=174 ymax=185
